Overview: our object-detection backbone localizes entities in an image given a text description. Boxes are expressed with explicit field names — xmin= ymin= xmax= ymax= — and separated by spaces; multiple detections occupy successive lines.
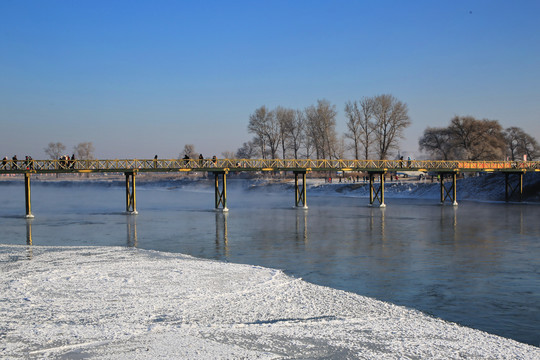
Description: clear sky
xmin=1 ymin=0 xmax=539 ymax=159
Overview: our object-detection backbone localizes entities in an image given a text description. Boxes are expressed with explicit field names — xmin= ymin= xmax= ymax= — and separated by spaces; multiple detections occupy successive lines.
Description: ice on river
xmin=1 ymin=245 xmax=538 ymax=359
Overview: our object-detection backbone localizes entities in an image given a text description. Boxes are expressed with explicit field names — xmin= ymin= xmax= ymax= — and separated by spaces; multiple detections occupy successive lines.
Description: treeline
xmin=44 ymin=142 xmax=95 ymax=160
xmin=419 ymin=116 xmax=539 ymax=161
xmin=239 ymin=94 xmax=411 ymax=160
xmin=239 ymin=97 xmax=538 ymax=161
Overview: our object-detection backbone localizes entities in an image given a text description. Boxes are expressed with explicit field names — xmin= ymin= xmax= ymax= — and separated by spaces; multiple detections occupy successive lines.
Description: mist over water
xmin=1 ymin=179 xmax=539 ymax=346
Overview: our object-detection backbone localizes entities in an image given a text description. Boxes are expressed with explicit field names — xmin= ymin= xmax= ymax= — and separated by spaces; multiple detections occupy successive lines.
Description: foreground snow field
xmin=1 ymin=245 xmax=538 ymax=359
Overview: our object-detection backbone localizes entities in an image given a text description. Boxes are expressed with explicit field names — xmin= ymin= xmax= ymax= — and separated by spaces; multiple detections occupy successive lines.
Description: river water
xmin=0 ymin=179 xmax=539 ymax=346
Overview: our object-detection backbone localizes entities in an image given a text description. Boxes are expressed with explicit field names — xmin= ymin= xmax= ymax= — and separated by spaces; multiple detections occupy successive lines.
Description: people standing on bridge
xmin=407 ymin=156 xmax=411 ymax=167
xmin=68 ymin=154 xmax=74 ymax=169
xmin=198 ymin=154 xmax=204 ymax=167
xmin=1 ymin=157 xmax=7 ymax=169
xmin=399 ymin=156 xmax=404 ymax=168
xmin=12 ymin=155 xmax=18 ymax=170
xmin=25 ymin=156 xmax=34 ymax=170
xmin=183 ymin=154 xmax=190 ymax=166
xmin=153 ymin=155 xmax=158 ymax=168
xmin=212 ymin=155 xmax=217 ymax=166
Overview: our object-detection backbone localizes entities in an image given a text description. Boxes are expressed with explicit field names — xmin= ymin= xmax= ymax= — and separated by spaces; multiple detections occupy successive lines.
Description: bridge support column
xmin=368 ymin=171 xmax=386 ymax=207
xmin=24 ymin=173 xmax=34 ymax=219
xmin=125 ymin=171 xmax=138 ymax=214
xmin=505 ymin=172 xmax=523 ymax=202
xmin=214 ymin=171 xmax=228 ymax=212
xmin=439 ymin=172 xmax=458 ymax=206
xmin=294 ymin=171 xmax=308 ymax=209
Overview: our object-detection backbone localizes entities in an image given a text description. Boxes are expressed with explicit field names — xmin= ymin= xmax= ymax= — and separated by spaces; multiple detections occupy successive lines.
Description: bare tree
xmin=288 ymin=110 xmax=305 ymax=159
xmin=74 ymin=142 xmax=95 ymax=160
xmin=248 ymin=106 xmax=281 ymax=159
xmin=505 ymin=127 xmax=521 ymax=161
xmin=236 ymin=140 xmax=257 ymax=159
xmin=518 ymin=132 xmax=540 ymax=161
xmin=180 ymin=144 xmax=198 ymax=159
xmin=448 ymin=116 xmax=505 ymax=160
xmin=305 ymin=99 xmax=338 ymax=159
xmin=344 ymin=97 xmax=374 ymax=160
xmin=275 ymin=106 xmax=295 ymax=159
xmin=371 ymin=94 xmax=411 ymax=160
xmin=505 ymin=126 xmax=539 ymax=161
xmin=44 ymin=142 xmax=66 ymax=159
xmin=333 ymin=135 xmax=347 ymax=159
xmin=418 ymin=127 xmax=454 ymax=160
xmin=221 ymin=150 xmax=236 ymax=159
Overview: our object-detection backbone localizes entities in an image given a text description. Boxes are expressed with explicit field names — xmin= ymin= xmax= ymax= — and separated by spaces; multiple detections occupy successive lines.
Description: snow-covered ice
xmin=1 ymin=245 xmax=538 ymax=359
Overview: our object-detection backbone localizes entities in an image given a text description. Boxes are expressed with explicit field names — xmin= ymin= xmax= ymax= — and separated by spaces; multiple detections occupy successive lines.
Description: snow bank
xmin=1 ymin=245 xmax=537 ymax=359
xmin=305 ymin=173 xmax=540 ymax=202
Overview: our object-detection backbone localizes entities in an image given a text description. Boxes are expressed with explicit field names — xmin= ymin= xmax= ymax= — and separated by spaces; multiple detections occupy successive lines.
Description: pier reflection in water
xmin=126 ymin=216 xmax=138 ymax=247
xmin=215 ymin=212 xmax=228 ymax=257
xmin=295 ymin=209 xmax=308 ymax=244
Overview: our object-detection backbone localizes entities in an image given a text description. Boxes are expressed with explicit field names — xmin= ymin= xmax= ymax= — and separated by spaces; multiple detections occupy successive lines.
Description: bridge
xmin=1 ymin=158 xmax=537 ymax=218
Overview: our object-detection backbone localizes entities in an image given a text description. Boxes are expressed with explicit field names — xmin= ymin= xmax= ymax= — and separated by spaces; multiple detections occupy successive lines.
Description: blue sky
xmin=1 ymin=0 xmax=539 ymax=159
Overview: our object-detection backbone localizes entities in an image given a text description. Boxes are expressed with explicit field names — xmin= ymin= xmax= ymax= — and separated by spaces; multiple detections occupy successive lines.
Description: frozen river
xmin=1 ymin=178 xmax=539 ymax=355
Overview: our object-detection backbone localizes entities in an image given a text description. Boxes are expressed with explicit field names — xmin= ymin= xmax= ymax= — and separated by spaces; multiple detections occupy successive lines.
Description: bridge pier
xmin=125 ymin=171 xmax=138 ymax=214
xmin=214 ymin=171 xmax=228 ymax=212
xmin=439 ymin=171 xmax=458 ymax=206
xmin=24 ymin=173 xmax=34 ymax=219
xmin=505 ymin=172 xmax=523 ymax=202
xmin=369 ymin=171 xmax=386 ymax=207
xmin=294 ymin=171 xmax=308 ymax=209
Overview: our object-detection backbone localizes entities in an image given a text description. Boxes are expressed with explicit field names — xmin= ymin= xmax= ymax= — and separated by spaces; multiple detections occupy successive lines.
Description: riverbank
xmin=2 ymin=245 xmax=538 ymax=359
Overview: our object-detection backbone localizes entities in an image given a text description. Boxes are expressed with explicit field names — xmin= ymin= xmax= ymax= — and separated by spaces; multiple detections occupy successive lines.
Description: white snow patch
xmin=1 ymin=245 xmax=538 ymax=359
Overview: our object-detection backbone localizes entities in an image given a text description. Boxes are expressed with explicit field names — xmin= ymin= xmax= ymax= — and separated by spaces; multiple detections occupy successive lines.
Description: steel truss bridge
xmin=1 ymin=158 xmax=537 ymax=218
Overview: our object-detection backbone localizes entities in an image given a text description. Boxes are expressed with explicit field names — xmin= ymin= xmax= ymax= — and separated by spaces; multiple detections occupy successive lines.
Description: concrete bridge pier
xmin=125 ymin=171 xmax=138 ymax=214
xmin=439 ymin=171 xmax=458 ymax=206
xmin=505 ymin=171 xmax=524 ymax=202
xmin=214 ymin=171 xmax=228 ymax=212
xmin=294 ymin=171 xmax=308 ymax=209
xmin=24 ymin=173 xmax=34 ymax=219
xmin=369 ymin=171 xmax=386 ymax=207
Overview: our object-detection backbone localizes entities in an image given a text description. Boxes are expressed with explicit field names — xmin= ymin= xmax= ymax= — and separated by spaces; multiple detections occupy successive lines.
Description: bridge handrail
xmin=0 ymin=158 xmax=539 ymax=173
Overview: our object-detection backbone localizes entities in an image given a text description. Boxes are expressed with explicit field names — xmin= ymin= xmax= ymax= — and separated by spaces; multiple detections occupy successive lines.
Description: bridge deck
xmin=1 ymin=158 xmax=538 ymax=174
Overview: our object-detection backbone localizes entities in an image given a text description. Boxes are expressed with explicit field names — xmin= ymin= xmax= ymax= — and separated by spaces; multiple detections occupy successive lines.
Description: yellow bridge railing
xmin=0 ymin=158 xmax=539 ymax=173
